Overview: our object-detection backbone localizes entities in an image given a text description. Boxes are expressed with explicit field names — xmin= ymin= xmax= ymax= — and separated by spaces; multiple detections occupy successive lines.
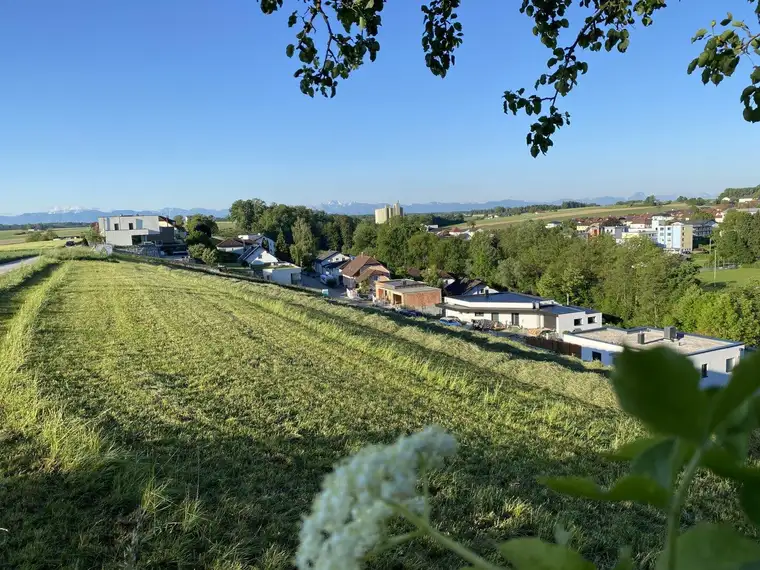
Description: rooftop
xmin=539 ymin=304 xmax=598 ymax=316
xmin=566 ymin=327 xmax=743 ymax=356
xmin=378 ymin=279 xmax=440 ymax=294
xmin=448 ymin=291 xmax=550 ymax=304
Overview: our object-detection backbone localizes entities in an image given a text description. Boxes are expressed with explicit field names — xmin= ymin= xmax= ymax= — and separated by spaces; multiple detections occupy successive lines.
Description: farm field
xmin=463 ymin=202 xmax=690 ymax=229
xmin=0 ymin=226 xmax=85 ymax=246
xmin=0 ymin=256 xmax=752 ymax=568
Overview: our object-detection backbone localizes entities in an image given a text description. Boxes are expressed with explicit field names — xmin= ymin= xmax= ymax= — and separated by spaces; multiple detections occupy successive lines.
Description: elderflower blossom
xmin=296 ymin=426 xmax=458 ymax=570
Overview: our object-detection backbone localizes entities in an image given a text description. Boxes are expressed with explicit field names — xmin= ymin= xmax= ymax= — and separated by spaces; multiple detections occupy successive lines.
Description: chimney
xmin=663 ymin=326 xmax=676 ymax=341
xmin=637 ymin=331 xmax=646 ymax=345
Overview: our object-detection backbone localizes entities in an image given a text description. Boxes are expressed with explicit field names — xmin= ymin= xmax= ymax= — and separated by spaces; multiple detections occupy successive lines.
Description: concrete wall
xmin=690 ymin=346 xmax=744 ymax=388
xmin=556 ymin=312 xmax=602 ymax=333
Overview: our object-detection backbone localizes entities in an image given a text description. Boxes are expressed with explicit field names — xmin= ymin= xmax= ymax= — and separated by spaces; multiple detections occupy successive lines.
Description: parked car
xmin=395 ymin=308 xmax=421 ymax=317
xmin=439 ymin=317 xmax=463 ymax=327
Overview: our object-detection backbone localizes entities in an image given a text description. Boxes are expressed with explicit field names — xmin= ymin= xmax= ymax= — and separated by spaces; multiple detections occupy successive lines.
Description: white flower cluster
xmin=296 ymin=426 xmax=458 ymax=570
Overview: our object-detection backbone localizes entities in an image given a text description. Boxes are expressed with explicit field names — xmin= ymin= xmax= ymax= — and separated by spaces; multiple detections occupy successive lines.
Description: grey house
xmin=98 ymin=215 xmax=180 ymax=246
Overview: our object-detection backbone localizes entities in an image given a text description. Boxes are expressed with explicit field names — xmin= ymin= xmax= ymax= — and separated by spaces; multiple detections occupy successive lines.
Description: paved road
xmin=0 ymin=256 xmax=40 ymax=276
xmin=300 ymin=273 xmax=347 ymax=298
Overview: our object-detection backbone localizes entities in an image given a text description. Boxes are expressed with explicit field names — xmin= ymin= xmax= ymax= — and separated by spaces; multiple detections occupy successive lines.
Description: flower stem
xmin=392 ymin=504 xmax=505 ymax=570
xmin=666 ymin=446 xmax=704 ymax=570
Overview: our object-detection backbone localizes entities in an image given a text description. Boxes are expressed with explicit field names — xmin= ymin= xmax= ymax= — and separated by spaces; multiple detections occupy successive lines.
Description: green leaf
xmin=612 ymin=347 xmax=709 ymax=442
xmin=655 ymin=523 xmax=760 ymax=570
xmin=286 ymin=44 xmax=295 ymax=58
xmin=541 ymin=475 xmax=670 ymax=509
xmin=740 ymin=481 xmax=760 ymax=527
xmin=499 ymin=537 xmax=596 ymax=570
xmin=709 ymin=351 xmax=760 ymax=430
xmin=703 ymin=446 xmax=760 ymax=483
xmin=630 ymin=438 xmax=680 ymax=490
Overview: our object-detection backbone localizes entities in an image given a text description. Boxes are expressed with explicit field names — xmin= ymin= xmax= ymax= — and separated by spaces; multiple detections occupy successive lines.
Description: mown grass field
xmin=0 ymin=255 xmax=752 ymax=568
xmin=699 ymin=266 xmax=760 ymax=288
xmin=464 ymin=203 xmax=690 ymax=229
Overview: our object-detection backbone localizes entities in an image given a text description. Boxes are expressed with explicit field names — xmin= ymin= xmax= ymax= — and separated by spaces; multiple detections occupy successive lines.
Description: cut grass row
xmin=0 ymin=258 xmax=753 ymax=568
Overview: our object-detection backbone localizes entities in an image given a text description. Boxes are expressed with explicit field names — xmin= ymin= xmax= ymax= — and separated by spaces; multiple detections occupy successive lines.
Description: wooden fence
xmin=524 ymin=336 xmax=582 ymax=359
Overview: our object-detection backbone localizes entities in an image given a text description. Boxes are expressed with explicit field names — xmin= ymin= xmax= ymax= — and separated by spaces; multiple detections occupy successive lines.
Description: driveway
xmin=300 ymin=273 xmax=347 ymax=298
xmin=0 ymin=256 xmax=40 ymax=276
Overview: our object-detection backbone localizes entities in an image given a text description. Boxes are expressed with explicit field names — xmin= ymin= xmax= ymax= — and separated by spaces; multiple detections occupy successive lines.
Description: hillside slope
xmin=0 ymin=258 xmax=750 ymax=568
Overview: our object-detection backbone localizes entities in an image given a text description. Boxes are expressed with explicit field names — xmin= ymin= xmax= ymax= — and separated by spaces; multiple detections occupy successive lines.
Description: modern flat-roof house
xmin=439 ymin=292 xmax=602 ymax=333
xmin=375 ymin=279 xmax=442 ymax=313
xmin=340 ymin=255 xmax=390 ymax=290
xmin=261 ymin=263 xmax=302 ymax=285
xmin=98 ymin=215 xmax=180 ymax=246
xmin=563 ymin=326 xmax=745 ymax=387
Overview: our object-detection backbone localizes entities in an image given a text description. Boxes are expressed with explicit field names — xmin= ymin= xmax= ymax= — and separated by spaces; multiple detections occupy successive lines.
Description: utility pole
xmin=713 ymin=239 xmax=717 ymax=286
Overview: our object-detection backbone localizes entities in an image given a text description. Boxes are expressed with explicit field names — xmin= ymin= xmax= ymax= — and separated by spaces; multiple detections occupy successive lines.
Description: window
xmin=701 ymin=363 xmax=708 ymax=378
xmin=114 ymin=223 xmax=119 ymax=231
xmin=588 ymin=316 xmax=597 ymax=324
xmin=574 ymin=318 xmax=582 ymax=326
xmin=592 ymin=351 xmax=602 ymax=362
xmin=474 ymin=312 xmax=484 ymax=317
xmin=726 ymin=358 xmax=735 ymax=373
xmin=128 ymin=223 xmax=134 ymax=230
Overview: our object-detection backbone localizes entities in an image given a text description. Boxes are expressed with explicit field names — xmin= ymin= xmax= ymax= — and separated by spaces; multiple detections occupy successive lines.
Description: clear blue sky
xmin=0 ymin=1 xmax=757 ymax=214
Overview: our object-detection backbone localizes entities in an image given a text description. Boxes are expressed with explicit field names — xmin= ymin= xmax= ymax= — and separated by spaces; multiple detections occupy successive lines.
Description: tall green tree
xmin=276 ymin=230 xmax=290 ymax=262
xmin=185 ymin=215 xmax=218 ymax=237
xmin=376 ymin=217 xmax=420 ymax=272
xmin=351 ymin=221 xmax=378 ymax=256
xmin=467 ymin=232 xmax=499 ymax=284
xmin=229 ymin=199 xmax=267 ymax=232
xmin=290 ymin=217 xmax=316 ymax=268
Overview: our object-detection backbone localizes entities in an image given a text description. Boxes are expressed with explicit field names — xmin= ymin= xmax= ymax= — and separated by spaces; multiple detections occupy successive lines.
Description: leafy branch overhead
xmin=258 ymin=0 xmax=760 ymax=156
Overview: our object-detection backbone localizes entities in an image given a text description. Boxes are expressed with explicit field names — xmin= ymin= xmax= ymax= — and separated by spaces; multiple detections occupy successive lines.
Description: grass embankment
xmin=0 ymin=258 xmax=751 ymax=568
xmin=461 ymin=203 xmax=690 ymax=229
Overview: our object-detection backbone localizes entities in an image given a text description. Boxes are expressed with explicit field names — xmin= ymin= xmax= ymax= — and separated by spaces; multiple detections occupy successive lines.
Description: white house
xmin=98 ymin=215 xmax=180 ymax=246
xmin=261 ymin=263 xmax=302 ymax=285
xmin=439 ymin=292 xmax=602 ymax=333
xmin=216 ymin=238 xmax=254 ymax=255
xmin=238 ymin=234 xmax=276 ymax=254
xmin=651 ymin=215 xmax=674 ymax=228
xmin=656 ymin=222 xmax=693 ymax=252
xmin=738 ymin=197 xmax=755 ymax=203
xmin=563 ymin=326 xmax=745 ymax=388
xmin=443 ymin=278 xmax=498 ymax=297
xmin=602 ymin=225 xmax=627 ymax=241
xmin=314 ymin=251 xmax=350 ymax=276
xmin=240 ymin=246 xmax=279 ymax=266
xmin=545 ymin=221 xmax=562 ymax=229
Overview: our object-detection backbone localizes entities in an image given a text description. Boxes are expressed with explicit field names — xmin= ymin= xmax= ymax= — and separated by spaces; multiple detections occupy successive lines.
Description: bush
xmin=188 ymin=244 xmax=207 ymax=260
xmin=200 ymin=248 xmax=220 ymax=266
xmin=186 ymin=230 xmax=212 ymax=247
xmin=25 ymin=229 xmax=58 ymax=242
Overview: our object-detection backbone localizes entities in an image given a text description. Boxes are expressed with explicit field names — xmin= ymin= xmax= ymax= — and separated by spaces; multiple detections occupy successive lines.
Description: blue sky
xmin=0 ymin=0 xmax=758 ymax=214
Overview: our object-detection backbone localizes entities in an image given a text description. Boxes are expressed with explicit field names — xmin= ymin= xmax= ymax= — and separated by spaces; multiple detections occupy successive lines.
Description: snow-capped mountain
xmin=0 ymin=207 xmax=229 ymax=225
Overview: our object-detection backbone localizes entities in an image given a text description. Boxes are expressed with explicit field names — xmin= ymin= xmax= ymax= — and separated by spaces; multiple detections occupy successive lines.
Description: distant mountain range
xmin=0 ymin=207 xmax=230 ymax=226
xmin=3 ymin=192 xmax=716 ymax=224
xmin=313 ymin=192 xmax=716 ymax=215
